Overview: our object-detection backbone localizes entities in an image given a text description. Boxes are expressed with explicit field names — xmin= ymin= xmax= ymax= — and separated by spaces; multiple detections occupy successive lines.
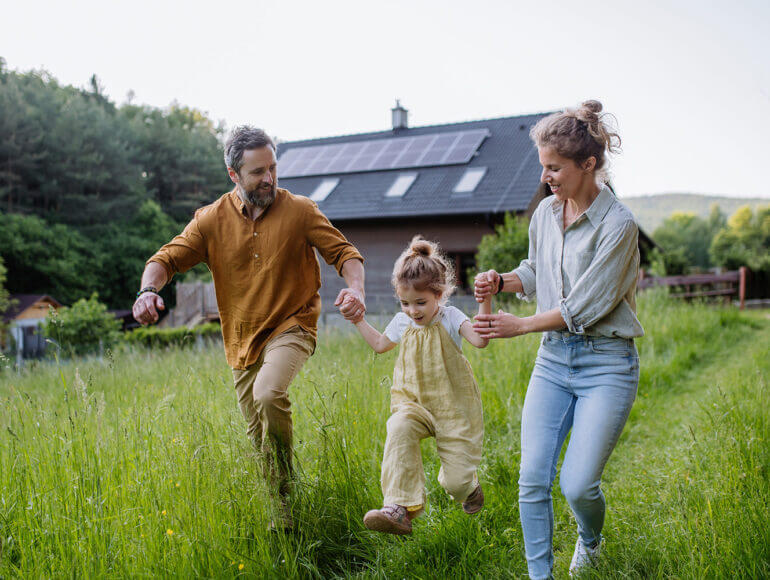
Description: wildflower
xmin=161 ymin=510 xmax=167 ymax=515
xmin=167 ymin=529 xmax=174 ymax=536
xmin=175 ymin=482 xmax=181 ymax=488
xmin=239 ymin=563 xmax=244 ymax=570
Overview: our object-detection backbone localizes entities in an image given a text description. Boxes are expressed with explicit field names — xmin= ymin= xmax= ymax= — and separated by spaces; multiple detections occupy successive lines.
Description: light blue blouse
xmin=513 ymin=185 xmax=645 ymax=338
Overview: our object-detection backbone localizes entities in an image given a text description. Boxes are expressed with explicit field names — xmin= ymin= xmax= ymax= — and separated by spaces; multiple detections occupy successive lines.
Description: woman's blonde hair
xmin=392 ymin=236 xmax=456 ymax=301
xmin=530 ymin=99 xmax=621 ymax=183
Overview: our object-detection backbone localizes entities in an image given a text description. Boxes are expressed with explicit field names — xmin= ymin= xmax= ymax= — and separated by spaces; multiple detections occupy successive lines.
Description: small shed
xmin=2 ymin=294 xmax=61 ymax=359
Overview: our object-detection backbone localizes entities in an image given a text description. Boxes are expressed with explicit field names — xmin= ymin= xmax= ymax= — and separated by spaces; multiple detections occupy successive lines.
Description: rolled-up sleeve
xmin=146 ymin=216 xmax=207 ymax=280
xmin=304 ymin=200 xmax=363 ymax=275
xmin=559 ymin=219 xmax=638 ymax=334
xmin=513 ymin=214 xmax=538 ymax=302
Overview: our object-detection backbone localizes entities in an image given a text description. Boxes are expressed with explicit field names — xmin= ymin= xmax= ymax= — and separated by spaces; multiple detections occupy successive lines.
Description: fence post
xmin=738 ymin=267 xmax=747 ymax=311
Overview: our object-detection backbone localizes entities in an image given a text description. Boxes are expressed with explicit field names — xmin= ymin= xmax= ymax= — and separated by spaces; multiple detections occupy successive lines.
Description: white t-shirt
xmin=384 ymin=305 xmax=469 ymax=349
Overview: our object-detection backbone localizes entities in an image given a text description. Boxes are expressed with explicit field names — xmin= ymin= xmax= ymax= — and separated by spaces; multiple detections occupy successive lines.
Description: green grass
xmin=1 ymin=292 xmax=768 ymax=578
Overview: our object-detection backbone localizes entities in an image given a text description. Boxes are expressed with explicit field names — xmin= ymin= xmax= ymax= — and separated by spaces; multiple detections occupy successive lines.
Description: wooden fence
xmin=637 ymin=267 xmax=747 ymax=310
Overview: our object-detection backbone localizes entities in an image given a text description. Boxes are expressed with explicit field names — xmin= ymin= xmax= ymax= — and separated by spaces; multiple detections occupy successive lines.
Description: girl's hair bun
xmin=392 ymin=235 xmax=455 ymax=301
xmin=409 ymin=237 xmax=434 ymax=258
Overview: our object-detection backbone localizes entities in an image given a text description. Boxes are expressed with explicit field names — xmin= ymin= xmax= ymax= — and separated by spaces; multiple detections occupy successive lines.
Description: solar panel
xmin=278 ymin=129 xmax=489 ymax=178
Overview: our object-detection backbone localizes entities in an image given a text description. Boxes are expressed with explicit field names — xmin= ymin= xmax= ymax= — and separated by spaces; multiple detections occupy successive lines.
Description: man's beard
xmin=241 ymin=183 xmax=276 ymax=208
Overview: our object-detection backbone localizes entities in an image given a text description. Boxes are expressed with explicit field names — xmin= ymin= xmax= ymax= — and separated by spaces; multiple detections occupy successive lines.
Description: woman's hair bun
xmin=575 ymin=100 xmax=603 ymax=125
xmin=581 ymin=100 xmax=603 ymax=114
xmin=409 ymin=236 xmax=433 ymax=257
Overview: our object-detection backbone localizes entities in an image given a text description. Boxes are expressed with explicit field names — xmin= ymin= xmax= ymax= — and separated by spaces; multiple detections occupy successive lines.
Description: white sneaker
xmin=569 ymin=536 xmax=601 ymax=576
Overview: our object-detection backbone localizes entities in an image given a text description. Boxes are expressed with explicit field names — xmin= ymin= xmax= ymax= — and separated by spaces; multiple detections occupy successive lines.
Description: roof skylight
xmin=309 ymin=178 xmax=340 ymax=202
xmin=453 ymin=167 xmax=487 ymax=194
xmin=385 ymin=173 xmax=418 ymax=198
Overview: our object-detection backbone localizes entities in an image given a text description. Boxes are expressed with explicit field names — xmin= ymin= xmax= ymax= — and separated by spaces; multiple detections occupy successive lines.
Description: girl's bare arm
xmin=354 ymin=318 xmax=397 ymax=354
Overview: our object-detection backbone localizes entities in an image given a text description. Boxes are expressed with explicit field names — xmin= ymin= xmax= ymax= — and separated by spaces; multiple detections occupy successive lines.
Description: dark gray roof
xmin=277 ymin=113 xmax=551 ymax=220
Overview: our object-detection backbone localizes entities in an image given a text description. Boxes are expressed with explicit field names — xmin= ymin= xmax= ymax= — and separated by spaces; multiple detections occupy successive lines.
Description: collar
xmin=549 ymin=184 xmax=615 ymax=229
xmin=583 ymin=184 xmax=615 ymax=228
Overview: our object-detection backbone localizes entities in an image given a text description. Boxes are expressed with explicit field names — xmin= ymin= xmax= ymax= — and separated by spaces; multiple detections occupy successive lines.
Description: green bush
xmin=43 ymin=294 xmax=121 ymax=357
xmin=124 ymin=322 xmax=221 ymax=348
xmin=473 ymin=212 xmax=530 ymax=275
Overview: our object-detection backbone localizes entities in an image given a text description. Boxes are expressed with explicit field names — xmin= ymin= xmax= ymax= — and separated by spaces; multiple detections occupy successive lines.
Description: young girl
xmin=351 ymin=236 xmax=491 ymax=535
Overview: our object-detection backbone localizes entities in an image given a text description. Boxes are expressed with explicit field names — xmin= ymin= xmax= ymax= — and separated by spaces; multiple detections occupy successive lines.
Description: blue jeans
xmin=518 ymin=332 xmax=639 ymax=579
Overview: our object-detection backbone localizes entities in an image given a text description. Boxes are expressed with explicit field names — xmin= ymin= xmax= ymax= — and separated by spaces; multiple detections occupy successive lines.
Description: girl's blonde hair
xmin=392 ymin=236 xmax=456 ymax=301
xmin=530 ymin=99 xmax=621 ymax=183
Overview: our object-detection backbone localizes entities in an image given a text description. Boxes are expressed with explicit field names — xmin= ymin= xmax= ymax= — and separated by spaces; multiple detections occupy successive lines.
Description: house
xmin=2 ymin=294 xmax=61 ymax=359
xmin=166 ymin=103 xmax=655 ymax=326
xmin=277 ymin=102 xmax=552 ymax=307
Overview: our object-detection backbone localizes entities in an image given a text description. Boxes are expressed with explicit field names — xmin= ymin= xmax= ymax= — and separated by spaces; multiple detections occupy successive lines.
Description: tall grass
xmin=1 ymin=291 xmax=767 ymax=578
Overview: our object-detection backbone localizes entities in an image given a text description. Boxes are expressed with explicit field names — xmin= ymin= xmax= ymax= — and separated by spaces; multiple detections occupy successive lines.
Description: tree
xmin=710 ymin=205 xmax=770 ymax=273
xmin=0 ymin=212 xmax=96 ymax=304
xmin=43 ymin=293 xmax=121 ymax=357
xmin=0 ymin=256 xmax=14 ymax=336
xmin=652 ymin=212 xmax=715 ymax=272
xmin=90 ymin=199 xmax=181 ymax=307
xmin=474 ymin=213 xmax=530 ymax=274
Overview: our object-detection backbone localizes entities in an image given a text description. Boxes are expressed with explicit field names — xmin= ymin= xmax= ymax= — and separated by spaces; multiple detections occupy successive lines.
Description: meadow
xmin=1 ymin=291 xmax=768 ymax=578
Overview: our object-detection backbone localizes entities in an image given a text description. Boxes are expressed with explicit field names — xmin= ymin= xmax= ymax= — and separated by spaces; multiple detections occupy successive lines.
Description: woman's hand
xmin=474 ymin=270 xmax=499 ymax=303
xmin=473 ymin=309 xmax=529 ymax=339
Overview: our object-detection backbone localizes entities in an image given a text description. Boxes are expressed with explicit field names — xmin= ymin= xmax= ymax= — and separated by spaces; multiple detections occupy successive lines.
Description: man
xmin=132 ymin=126 xmax=365 ymax=529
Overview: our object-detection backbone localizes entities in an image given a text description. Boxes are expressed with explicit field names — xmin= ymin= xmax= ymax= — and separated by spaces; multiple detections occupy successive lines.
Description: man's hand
xmin=474 ymin=269 xmax=499 ymax=303
xmin=133 ymin=292 xmax=165 ymax=325
xmin=334 ymin=288 xmax=366 ymax=322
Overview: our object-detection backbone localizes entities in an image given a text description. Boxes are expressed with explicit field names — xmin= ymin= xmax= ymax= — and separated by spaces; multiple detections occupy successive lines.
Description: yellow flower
xmin=166 ymin=529 xmax=174 ymax=536
xmin=175 ymin=482 xmax=181 ymax=488
xmin=161 ymin=510 xmax=167 ymax=515
xmin=238 ymin=563 xmax=244 ymax=570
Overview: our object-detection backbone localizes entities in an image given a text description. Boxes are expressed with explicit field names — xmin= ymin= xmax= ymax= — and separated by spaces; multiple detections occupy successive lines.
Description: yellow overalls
xmin=380 ymin=313 xmax=484 ymax=508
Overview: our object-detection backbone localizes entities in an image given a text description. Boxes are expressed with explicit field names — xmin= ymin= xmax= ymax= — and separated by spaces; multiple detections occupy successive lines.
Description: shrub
xmin=473 ymin=213 xmax=530 ymax=275
xmin=43 ymin=294 xmax=121 ymax=357
xmin=124 ymin=322 xmax=221 ymax=349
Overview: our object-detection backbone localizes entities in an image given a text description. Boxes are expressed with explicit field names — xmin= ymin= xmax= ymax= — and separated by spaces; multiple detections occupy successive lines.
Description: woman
xmin=473 ymin=100 xmax=644 ymax=579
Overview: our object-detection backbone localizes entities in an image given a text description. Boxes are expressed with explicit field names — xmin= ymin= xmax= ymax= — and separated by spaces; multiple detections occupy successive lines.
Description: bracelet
xmin=136 ymin=286 xmax=158 ymax=299
xmin=495 ymin=274 xmax=504 ymax=295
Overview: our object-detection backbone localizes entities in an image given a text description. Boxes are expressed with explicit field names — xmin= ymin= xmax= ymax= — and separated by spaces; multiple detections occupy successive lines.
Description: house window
xmin=309 ymin=178 xmax=340 ymax=202
xmin=385 ymin=173 xmax=418 ymax=198
xmin=453 ymin=167 xmax=487 ymax=194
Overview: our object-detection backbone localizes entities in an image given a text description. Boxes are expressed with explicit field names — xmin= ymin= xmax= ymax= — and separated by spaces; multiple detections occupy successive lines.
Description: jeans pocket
xmin=589 ymin=337 xmax=632 ymax=356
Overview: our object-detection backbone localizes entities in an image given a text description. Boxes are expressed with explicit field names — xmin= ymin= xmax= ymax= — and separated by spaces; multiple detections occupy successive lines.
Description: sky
xmin=2 ymin=0 xmax=769 ymax=199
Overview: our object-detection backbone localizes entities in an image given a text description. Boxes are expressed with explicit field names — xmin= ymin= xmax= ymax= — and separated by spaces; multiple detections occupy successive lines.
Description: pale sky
xmin=3 ymin=0 xmax=769 ymax=199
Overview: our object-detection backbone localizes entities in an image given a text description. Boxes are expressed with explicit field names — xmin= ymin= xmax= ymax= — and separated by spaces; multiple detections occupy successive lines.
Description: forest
xmin=0 ymin=58 xmax=228 ymax=309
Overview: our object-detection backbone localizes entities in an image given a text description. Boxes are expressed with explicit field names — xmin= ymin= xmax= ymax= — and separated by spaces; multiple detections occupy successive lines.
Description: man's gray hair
xmin=224 ymin=126 xmax=276 ymax=174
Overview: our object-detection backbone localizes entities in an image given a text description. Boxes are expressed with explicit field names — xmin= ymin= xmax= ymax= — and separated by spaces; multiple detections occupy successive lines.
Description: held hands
xmin=334 ymin=288 xmax=366 ymax=323
xmin=473 ymin=309 xmax=528 ymax=339
xmin=132 ymin=293 xmax=165 ymax=325
xmin=474 ymin=269 xmax=499 ymax=303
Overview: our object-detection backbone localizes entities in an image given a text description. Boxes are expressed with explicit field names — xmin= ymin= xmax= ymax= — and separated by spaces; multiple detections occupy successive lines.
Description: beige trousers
xmin=382 ymin=321 xmax=483 ymax=508
xmin=232 ymin=326 xmax=315 ymax=495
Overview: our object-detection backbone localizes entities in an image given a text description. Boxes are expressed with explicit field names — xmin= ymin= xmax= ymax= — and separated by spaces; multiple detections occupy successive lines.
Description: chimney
xmin=391 ymin=99 xmax=408 ymax=130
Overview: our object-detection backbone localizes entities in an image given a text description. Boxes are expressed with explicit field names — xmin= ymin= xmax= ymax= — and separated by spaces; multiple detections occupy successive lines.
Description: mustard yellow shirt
xmin=148 ymin=188 xmax=363 ymax=369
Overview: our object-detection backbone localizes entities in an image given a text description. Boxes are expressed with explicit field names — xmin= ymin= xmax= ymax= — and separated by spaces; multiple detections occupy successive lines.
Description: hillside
xmin=620 ymin=193 xmax=768 ymax=232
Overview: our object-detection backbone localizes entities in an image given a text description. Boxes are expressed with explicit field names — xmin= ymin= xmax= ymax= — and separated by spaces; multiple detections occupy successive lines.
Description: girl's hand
xmin=473 ymin=270 xmax=499 ymax=303
xmin=473 ymin=310 xmax=528 ymax=339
